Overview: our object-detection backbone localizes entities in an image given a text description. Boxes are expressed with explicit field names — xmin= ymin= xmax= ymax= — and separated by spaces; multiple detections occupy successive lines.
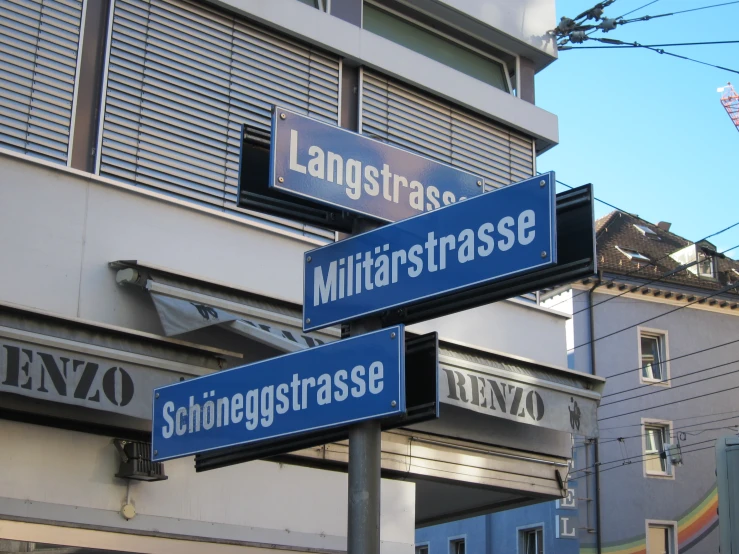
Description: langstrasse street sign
xmin=152 ymin=326 xmax=405 ymax=461
xmin=303 ymin=174 xmax=557 ymax=332
xmin=269 ymin=107 xmax=482 ymax=223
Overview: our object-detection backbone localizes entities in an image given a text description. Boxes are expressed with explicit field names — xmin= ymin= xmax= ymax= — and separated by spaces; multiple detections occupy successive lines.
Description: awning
xmin=111 ymin=260 xmax=604 ymax=525
xmin=112 ymin=261 xmax=603 ymax=438
xmin=0 ymin=301 xmax=241 ymax=431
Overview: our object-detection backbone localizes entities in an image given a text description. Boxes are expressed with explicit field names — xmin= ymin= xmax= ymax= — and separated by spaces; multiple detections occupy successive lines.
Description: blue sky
xmin=537 ymin=0 xmax=739 ymax=253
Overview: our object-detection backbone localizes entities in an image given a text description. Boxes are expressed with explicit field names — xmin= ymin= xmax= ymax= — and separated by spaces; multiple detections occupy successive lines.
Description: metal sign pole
xmin=347 ymin=219 xmax=382 ymax=554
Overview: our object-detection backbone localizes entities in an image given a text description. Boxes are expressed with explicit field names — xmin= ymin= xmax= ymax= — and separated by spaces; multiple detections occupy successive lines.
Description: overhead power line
xmin=563 ymin=40 xmax=739 ymax=49
xmin=542 ymin=175 xmax=739 ymax=313
xmin=618 ymin=1 xmax=739 ymax=24
xmin=599 ymin=359 xmax=739 ymax=407
xmin=602 ymin=340 xmax=739 ymax=388
xmin=617 ymin=0 xmax=660 ymax=19
xmin=574 ymin=414 xmax=739 ymax=447
xmin=592 ymin=445 xmax=716 ymax=476
xmin=571 ymin=444 xmax=717 ymax=478
xmin=599 ymin=378 xmax=739 ymax=421
xmin=563 ymin=37 xmax=739 ymax=75
xmin=599 ymin=408 xmax=739 ymax=431
xmin=567 ymin=242 xmax=739 ymax=320
xmin=570 ymin=439 xmax=719 ymax=476
xmin=567 ymin=267 xmax=739 ymax=354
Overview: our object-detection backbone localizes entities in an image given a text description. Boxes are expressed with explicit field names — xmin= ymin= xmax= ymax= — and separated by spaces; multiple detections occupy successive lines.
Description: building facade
xmin=421 ymin=211 xmax=739 ymax=554
xmin=0 ymin=0 xmax=608 ymax=553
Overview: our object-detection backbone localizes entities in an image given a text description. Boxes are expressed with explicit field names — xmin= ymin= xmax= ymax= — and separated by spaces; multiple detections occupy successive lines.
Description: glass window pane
xmin=363 ymin=4 xmax=508 ymax=91
xmin=648 ymin=526 xmax=670 ymax=554
xmin=641 ymin=335 xmax=662 ymax=380
xmin=525 ymin=532 xmax=535 ymax=554
xmin=645 ymin=427 xmax=667 ymax=473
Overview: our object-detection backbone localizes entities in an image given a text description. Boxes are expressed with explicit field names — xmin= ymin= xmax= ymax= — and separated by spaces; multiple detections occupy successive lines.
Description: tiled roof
xmin=595 ymin=211 xmax=739 ymax=296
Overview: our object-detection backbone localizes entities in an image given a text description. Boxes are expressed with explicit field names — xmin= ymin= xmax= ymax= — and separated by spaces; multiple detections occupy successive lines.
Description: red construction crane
xmin=718 ymin=83 xmax=739 ymax=132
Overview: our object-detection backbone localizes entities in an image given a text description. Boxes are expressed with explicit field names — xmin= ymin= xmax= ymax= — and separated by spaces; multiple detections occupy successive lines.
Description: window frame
xmin=638 ymin=327 xmax=670 ymax=386
xmin=448 ymin=535 xmax=466 ymax=554
xmin=616 ymin=246 xmax=651 ymax=262
xmin=645 ymin=520 xmax=678 ymax=554
xmin=517 ymin=524 xmax=545 ymax=554
xmin=415 ymin=543 xmax=430 ymax=554
xmin=362 ymin=0 xmax=514 ymax=93
xmin=641 ymin=419 xmax=674 ymax=479
xmin=697 ymin=251 xmax=715 ymax=278
xmin=633 ymin=224 xmax=660 ymax=239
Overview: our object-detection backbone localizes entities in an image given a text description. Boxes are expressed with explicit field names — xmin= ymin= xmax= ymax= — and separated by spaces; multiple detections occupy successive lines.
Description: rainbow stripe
xmin=579 ymin=486 xmax=718 ymax=554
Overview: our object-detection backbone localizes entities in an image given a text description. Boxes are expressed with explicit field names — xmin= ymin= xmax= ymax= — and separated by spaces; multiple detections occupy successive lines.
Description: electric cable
xmin=599 ymin=360 xmax=739 ymax=408
xmin=547 ymin=235 xmax=739 ymax=314
xmin=618 ymin=0 xmax=659 ymax=19
xmin=562 ymin=40 xmax=739 ymax=48
xmin=540 ymin=174 xmax=739 ymax=313
xmin=619 ymin=1 xmax=739 ymax=24
xmin=578 ymin=445 xmax=716 ymax=477
xmin=575 ymin=425 xmax=738 ymax=448
xmin=599 ymin=337 xmax=739 ymax=383
xmin=574 ymin=414 xmax=739 ymax=447
xmin=566 ymin=242 xmax=739 ymax=321
xmin=570 ymin=439 xmax=718 ymax=476
xmin=568 ymin=274 xmax=739 ymax=353
xmin=603 ymin=357 xmax=739 ymax=399
xmin=599 ymin=379 xmax=739 ymax=422
xmin=599 ymin=408 xmax=739 ymax=431
xmin=584 ymin=38 xmax=739 ymax=75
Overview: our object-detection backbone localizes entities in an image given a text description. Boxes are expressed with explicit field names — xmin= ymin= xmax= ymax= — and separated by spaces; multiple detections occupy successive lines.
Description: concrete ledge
xmin=211 ymin=0 xmax=559 ymax=150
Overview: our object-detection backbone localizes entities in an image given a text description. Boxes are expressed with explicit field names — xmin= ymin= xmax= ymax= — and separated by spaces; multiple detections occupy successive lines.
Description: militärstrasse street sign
xmin=152 ymin=326 xmax=405 ymax=461
xmin=303 ymin=173 xmax=557 ymax=332
xmin=269 ymin=107 xmax=482 ymax=223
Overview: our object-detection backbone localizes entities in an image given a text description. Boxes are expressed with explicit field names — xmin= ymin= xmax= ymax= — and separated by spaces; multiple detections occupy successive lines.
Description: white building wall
xmin=0 ymin=419 xmax=415 ymax=552
xmin=0 ymin=152 xmax=568 ymax=365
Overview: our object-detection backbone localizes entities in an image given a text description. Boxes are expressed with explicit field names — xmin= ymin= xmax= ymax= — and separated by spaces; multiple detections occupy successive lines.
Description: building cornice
xmin=572 ymin=276 xmax=739 ymax=316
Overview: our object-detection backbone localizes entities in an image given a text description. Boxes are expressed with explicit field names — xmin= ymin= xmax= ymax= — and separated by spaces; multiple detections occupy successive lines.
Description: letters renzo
xmin=313 ymin=209 xmax=536 ymax=307
xmin=159 ymin=362 xmax=385 ymax=440
xmin=1 ymin=341 xmax=134 ymax=407
xmin=443 ymin=368 xmax=545 ymax=422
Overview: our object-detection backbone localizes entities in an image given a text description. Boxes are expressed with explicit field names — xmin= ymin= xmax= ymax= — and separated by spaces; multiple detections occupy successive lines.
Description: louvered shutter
xmin=0 ymin=0 xmax=83 ymax=164
xmin=361 ymin=70 xmax=534 ymax=189
xmin=99 ymin=0 xmax=340 ymax=212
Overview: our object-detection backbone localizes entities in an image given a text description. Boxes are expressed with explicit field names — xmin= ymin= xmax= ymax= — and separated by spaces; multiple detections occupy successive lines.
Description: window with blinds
xmin=98 ymin=0 xmax=340 ymax=217
xmin=360 ymin=70 xmax=534 ymax=190
xmin=0 ymin=0 xmax=84 ymax=164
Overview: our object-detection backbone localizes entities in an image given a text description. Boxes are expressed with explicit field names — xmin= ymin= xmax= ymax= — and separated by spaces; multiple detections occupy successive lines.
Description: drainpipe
xmin=588 ymin=272 xmax=603 ymax=554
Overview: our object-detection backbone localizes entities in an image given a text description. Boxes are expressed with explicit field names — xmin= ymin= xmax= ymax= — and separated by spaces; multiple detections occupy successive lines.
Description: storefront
xmin=1 ymin=0 xmax=581 ymax=550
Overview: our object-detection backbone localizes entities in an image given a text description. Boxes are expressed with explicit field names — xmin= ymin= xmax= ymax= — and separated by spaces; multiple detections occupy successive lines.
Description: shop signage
xmin=269 ymin=107 xmax=482 ymax=222
xmin=0 ymin=332 xmax=187 ymax=420
xmin=440 ymin=364 xmax=599 ymax=436
xmin=556 ymin=515 xmax=578 ymax=539
xmin=303 ymin=174 xmax=557 ymax=332
xmin=152 ymin=326 xmax=405 ymax=461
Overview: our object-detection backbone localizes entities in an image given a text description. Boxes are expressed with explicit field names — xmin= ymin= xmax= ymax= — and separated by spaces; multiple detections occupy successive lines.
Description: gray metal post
xmin=347 ymin=219 xmax=383 ymax=554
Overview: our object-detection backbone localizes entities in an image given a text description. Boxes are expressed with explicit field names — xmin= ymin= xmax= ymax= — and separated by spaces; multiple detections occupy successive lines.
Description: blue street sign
xmin=269 ymin=107 xmax=482 ymax=223
xmin=303 ymin=174 xmax=557 ymax=332
xmin=152 ymin=326 xmax=405 ymax=461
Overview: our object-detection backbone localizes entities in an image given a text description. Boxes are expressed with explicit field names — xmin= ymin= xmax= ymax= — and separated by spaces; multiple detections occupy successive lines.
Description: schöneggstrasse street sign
xmin=269 ymin=107 xmax=482 ymax=222
xmin=152 ymin=326 xmax=405 ymax=461
xmin=303 ymin=174 xmax=557 ymax=332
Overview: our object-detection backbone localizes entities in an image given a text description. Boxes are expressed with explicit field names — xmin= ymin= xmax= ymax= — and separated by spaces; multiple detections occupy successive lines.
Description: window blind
xmin=360 ymin=69 xmax=534 ymax=189
xmin=99 ymin=0 xmax=340 ymax=215
xmin=0 ymin=0 xmax=83 ymax=164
